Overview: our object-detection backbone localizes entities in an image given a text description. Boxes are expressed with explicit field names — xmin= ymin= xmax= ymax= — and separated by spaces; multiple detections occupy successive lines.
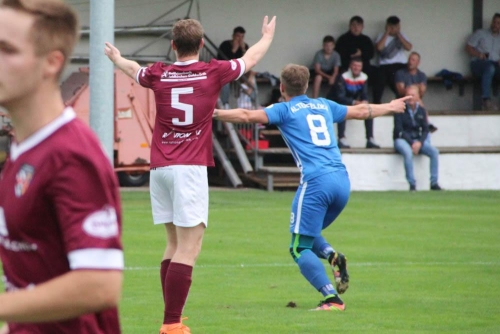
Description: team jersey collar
xmin=10 ymin=107 xmax=76 ymax=161
xmin=290 ymin=95 xmax=308 ymax=102
xmin=174 ymin=59 xmax=199 ymax=66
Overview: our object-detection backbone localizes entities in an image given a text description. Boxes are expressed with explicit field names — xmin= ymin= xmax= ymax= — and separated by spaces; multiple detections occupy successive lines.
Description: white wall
xmin=67 ymin=0 xmax=478 ymax=76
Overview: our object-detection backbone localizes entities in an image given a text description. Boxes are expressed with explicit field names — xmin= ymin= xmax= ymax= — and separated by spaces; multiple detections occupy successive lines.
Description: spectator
xmin=327 ymin=57 xmax=380 ymax=148
xmin=395 ymin=52 xmax=427 ymax=98
xmin=374 ymin=16 xmax=412 ymax=103
xmin=217 ymin=26 xmax=250 ymax=107
xmin=0 ymin=1 xmax=123 ymax=333
xmin=310 ymin=35 xmax=341 ymax=98
xmin=335 ymin=15 xmax=375 ymax=74
xmin=465 ymin=13 xmax=500 ymax=111
xmin=395 ymin=52 xmax=438 ymax=134
xmin=237 ymin=71 xmax=257 ymax=109
xmin=393 ymin=86 xmax=442 ymax=191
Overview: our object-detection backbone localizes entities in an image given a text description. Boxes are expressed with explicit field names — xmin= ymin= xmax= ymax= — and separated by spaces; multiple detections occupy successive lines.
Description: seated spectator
xmin=395 ymin=52 xmax=437 ymax=133
xmin=327 ymin=57 xmax=380 ymax=148
xmin=465 ymin=13 xmax=500 ymax=111
xmin=335 ymin=15 xmax=375 ymax=75
xmin=393 ymin=86 xmax=441 ymax=191
xmin=373 ymin=16 xmax=412 ymax=104
xmin=310 ymin=35 xmax=341 ymax=98
xmin=217 ymin=26 xmax=249 ymax=107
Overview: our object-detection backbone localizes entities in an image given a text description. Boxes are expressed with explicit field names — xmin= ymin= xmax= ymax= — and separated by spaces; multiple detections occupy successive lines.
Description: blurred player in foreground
xmin=214 ymin=64 xmax=408 ymax=311
xmin=105 ymin=15 xmax=276 ymax=334
xmin=0 ymin=0 xmax=123 ymax=333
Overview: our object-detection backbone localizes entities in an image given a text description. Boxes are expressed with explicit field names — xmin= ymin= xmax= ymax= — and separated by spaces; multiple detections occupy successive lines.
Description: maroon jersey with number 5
xmin=136 ymin=58 xmax=245 ymax=168
xmin=0 ymin=108 xmax=123 ymax=334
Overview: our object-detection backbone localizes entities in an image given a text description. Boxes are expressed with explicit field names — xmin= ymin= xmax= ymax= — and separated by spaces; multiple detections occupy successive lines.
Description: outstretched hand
xmin=261 ymin=15 xmax=276 ymax=38
xmin=104 ymin=42 xmax=121 ymax=63
xmin=390 ymin=96 xmax=411 ymax=113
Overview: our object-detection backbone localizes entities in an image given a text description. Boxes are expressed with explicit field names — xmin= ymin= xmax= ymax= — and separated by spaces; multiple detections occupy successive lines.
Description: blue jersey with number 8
xmin=264 ymin=95 xmax=347 ymax=183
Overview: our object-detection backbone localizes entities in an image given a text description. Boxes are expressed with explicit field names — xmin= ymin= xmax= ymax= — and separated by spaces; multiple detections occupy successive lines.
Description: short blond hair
xmin=172 ymin=19 xmax=204 ymax=58
xmin=1 ymin=0 xmax=79 ymax=74
xmin=281 ymin=64 xmax=309 ymax=97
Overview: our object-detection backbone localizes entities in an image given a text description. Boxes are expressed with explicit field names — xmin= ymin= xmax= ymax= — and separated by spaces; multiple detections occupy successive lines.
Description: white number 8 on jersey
xmin=306 ymin=114 xmax=331 ymax=146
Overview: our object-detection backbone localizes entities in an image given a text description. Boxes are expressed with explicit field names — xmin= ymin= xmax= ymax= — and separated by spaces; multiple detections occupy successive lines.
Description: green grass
xmin=2 ymin=190 xmax=500 ymax=333
xmin=119 ymin=190 xmax=500 ymax=333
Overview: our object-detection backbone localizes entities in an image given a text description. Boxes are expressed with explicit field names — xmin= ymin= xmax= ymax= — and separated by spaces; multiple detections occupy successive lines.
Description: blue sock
xmin=312 ymin=236 xmax=335 ymax=260
xmin=297 ymin=249 xmax=337 ymax=296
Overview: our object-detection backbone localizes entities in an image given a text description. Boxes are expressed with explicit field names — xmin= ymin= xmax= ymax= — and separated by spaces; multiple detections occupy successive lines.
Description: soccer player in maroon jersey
xmin=105 ymin=16 xmax=276 ymax=334
xmin=0 ymin=1 xmax=123 ymax=333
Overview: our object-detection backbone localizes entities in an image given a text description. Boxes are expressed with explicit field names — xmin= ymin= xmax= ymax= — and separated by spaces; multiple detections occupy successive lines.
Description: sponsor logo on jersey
xmin=160 ymin=71 xmax=207 ymax=82
xmin=161 ymin=130 xmax=202 ymax=144
xmin=162 ymin=131 xmax=173 ymax=138
xmin=82 ymin=206 xmax=119 ymax=239
xmin=15 ymin=164 xmax=34 ymax=197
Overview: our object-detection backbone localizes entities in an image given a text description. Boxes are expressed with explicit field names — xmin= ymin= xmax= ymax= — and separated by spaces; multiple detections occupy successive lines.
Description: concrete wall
xmin=65 ymin=0 xmax=499 ymax=110
xmin=343 ymin=153 xmax=500 ymax=191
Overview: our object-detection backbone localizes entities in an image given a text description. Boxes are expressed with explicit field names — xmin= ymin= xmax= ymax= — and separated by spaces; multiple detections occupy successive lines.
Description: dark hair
xmin=233 ymin=26 xmax=246 ymax=34
xmin=350 ymin=56 xmax=363 ymax=63
xmin=493 ymin=13 xmax=500 ymax=20
xmin=349 ymin=15 xmax=364 ymax=25
xmin=323 ymin=35 xmax=335 ymax=44
xmin=386 ymin=16 xmax=400 ymax=25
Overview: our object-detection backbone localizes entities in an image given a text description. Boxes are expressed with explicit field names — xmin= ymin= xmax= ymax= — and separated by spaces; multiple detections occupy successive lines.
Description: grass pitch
xmin=120 ymin=189 xmax=500 ymax=333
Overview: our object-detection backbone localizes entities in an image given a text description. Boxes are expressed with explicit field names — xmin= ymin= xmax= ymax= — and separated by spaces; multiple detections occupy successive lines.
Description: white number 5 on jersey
xmin=172 ymin=87 xmax=193 ymax=126
xmin=306 ymin=114 xmax=331 ymax=146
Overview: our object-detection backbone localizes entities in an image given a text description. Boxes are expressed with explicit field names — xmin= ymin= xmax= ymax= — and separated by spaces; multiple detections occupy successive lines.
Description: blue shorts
xmin=289 ymin=170 xmax=350 ymax=237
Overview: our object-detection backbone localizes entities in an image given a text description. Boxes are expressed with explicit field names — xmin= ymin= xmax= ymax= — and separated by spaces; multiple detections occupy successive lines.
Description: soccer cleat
xmin=329 ymin=252 xmax=349 ymax=294
xmin=159 ymin=318 xmax=191 ymax=334
xmin=430 ymin=183 xmax=442 ymax=191
xmin=311 ymin=295 xmax=345 ymax=311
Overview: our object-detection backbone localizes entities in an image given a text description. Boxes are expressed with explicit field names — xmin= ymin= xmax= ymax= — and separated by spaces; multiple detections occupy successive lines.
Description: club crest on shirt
xmin=15 ymin=164 xmax=34 ymax=197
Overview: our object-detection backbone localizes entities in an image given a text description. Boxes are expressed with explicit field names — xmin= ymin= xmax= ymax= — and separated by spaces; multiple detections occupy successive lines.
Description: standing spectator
xmin=105 ymin=16 xmax=276 ymax=334
xmin=335 ymin=15 xmax=375 ymax=74
xmin=217 ymin=26 xmax=250 ymax=108
xmin=393 ymin=86 xmax=441 ymax=191
xmin=214 ymin=64 xmax=408 ymax=311
xmin=465 ymin=13 xmax=500 ymax=111
xmin=373 ymin=16 xmax=412 ymax=103
xmin=327 ymin=57 xmax=380 ymax=148
xmin=310 ymin=35 xmax=341 ymax=98
xmin=0 ymin=1 xmax=123 ymax=333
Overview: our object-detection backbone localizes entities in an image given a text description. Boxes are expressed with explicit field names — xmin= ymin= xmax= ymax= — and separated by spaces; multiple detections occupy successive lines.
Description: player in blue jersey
xmin=213 ymin=64 xmax=408 ymax=311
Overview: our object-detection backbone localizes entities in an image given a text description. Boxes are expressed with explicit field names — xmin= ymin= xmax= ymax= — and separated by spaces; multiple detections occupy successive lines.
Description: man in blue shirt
xmin=213 ymin=64 xmax=408 ymax=311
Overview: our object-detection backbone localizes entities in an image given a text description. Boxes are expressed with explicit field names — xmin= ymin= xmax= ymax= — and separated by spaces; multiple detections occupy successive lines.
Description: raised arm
xmin=104 ymin=42 xmax=141 ymax=80
xmin=0 ymin=270 xmax=122 ymax=323
xmin=213 ymin=108 xmax=269 ymax=124
xmin=241 ymin=16 xmax=276 ymax=73
xmin=345 ymin=96 xmax=410 ymax=120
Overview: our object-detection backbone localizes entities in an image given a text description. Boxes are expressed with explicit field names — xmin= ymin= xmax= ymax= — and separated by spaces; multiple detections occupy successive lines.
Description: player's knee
xmin=289 ymin=245 xmax=312 ymax=263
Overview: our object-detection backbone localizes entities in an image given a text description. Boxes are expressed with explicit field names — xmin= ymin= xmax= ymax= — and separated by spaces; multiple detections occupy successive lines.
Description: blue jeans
xmin=394 ymin=138 xmax=439 ymax=187
xmin=470 ymin=60 xmax=500 ymax=99
xmin=220 ymin=83 xmax=231 ymax=105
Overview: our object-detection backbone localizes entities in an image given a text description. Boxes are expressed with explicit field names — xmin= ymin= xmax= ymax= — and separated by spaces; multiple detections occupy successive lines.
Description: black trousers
xmin=337 ymin=118 xmax=373 ymax=140
xmin=372 ymin=63 xmax=406 ymax=103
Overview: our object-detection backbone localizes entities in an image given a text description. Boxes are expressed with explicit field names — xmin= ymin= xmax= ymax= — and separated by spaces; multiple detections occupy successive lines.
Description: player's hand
xmin=389 ymin=96 xmax=411 ymax=113
xmin=261 ymin=15 xmax=276 ymax=39
xmin=104 ymin=42 xmax=121 ymax=63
